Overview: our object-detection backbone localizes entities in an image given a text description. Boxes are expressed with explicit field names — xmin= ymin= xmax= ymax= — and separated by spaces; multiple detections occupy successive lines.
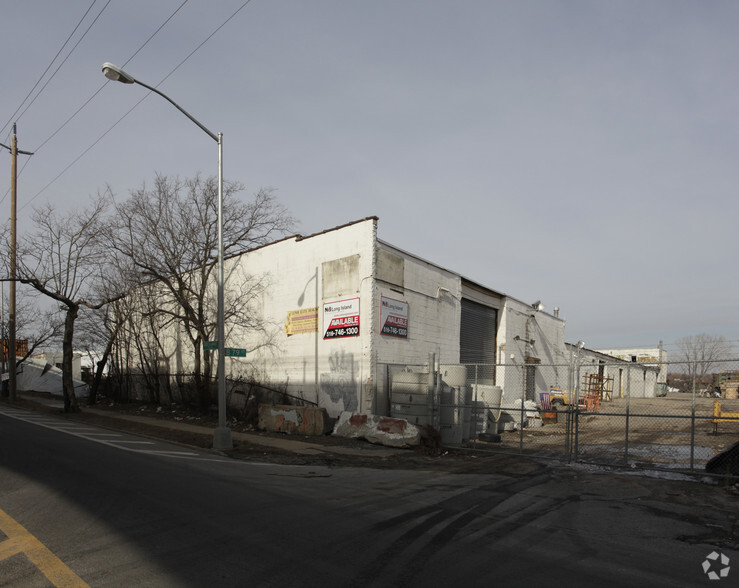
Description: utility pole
xmin=1 ymin=124 xmax=33 ymax=400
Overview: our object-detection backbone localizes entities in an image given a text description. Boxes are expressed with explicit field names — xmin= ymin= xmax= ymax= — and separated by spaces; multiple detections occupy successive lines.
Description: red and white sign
xmin=323 ymin=298 xmax=360 ymax=339
xmin=380 ymin=296 xmax=408 ymax=338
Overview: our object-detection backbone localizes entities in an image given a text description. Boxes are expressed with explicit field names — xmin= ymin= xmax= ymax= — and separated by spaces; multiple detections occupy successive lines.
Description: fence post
xmin=624 ymin=364 xmax=631 ymax=465
xmin=574 ymin=404 xmax=580 ymax=460
xmin=472 ymin=364 xmax=479 ymax=449
xmin=565 ymin=348 xmax=575 ymax=463
xmin=690 ymin=361 xmax=697 ymax=470
xmin=519 ymin=362 xmax=525 ymax=453
xmin=428 ymin=353 xmax=437 ymax=430
xmin=574 ymin=354 xmax=582 ymax=461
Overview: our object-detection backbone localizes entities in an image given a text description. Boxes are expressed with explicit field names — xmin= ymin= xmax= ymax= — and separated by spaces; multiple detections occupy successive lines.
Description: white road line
xmin=0 ymin=408 xmax=210 ymax=459
xmin=147 ymin=450 xmax=202 ymax=456
xmin=0 ymin=408 xmax=289 ymax=466
xmin=114 ymin=440 xmax=157 ymax=445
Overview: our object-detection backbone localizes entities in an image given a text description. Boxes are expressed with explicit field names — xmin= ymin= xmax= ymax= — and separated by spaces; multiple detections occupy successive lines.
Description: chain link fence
xmin=382 ymin=358 xmax=739 ymax=475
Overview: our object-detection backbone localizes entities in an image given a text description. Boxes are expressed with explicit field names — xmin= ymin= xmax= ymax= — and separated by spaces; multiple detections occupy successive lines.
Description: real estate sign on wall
xmin=323 ymin=298 xmax=360 ymax=339
xmin=284 ymin=307 xmax=318 ymax=335
xmin=380 ymin=296 xmax=408 ymax=338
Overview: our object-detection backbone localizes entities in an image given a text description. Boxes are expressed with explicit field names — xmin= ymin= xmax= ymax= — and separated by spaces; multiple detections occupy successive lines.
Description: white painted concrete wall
xmin=496 ymin=298 xmax=567 ymax=405
xmin=373 ymin=242 xmax=461 ymax=414
xmin=222 ymin=218 xmax=378 ymax=417
xmin=375 ymin=244 xmax=461 ymax=366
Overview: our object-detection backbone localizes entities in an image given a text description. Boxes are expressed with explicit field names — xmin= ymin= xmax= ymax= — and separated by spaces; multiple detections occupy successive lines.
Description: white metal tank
xmin=390 ymin=371 xmax=431 ymax=426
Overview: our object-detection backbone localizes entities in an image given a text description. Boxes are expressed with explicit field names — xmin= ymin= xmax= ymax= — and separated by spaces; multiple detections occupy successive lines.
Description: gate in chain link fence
xmin=382 ymin=358 xmax=739 ymax=474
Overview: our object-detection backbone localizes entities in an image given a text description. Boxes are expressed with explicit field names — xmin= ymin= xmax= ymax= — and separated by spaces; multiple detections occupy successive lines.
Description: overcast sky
xmin=2 ymin=1 xmax=738 ymax=355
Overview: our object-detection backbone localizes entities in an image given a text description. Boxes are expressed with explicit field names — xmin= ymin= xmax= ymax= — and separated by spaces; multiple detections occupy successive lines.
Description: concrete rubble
xmin=332 ymin=412 xmax=421 ymax=448
xmin=257 ymin=404 xmax=332 ymax=436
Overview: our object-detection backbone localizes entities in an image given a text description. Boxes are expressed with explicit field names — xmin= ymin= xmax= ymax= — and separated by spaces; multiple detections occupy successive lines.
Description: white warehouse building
xmin=133 ymin=217 xmax=658 ymax=426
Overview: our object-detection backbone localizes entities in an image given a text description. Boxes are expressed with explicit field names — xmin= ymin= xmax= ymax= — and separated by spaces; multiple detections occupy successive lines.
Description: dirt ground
xmin=495 ymin=393 xmax=739 ymax=468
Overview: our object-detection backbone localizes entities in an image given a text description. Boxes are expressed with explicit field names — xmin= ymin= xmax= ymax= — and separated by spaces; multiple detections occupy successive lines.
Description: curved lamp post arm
xmin=101 ymin=62 xmax=230 ymax=449
xmin=102 ymin=63 xmax=218 ymax=142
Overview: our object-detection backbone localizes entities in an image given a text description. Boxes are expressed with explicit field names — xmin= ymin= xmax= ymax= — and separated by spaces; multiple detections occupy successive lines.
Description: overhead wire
xmin=19 ymin=0 xmax=254 ymax=211
xmin=30 ymin=0 xmax=190 ymax=156
xmin=0 ymin=0 xmax=100 ymax=141
xmin=2 ymin=0 xmax=190 ymax=208
xmin=11 ymin=0 xmax=114 ymax=130
xmin=1 ymin=0 xmax=107 ymax=207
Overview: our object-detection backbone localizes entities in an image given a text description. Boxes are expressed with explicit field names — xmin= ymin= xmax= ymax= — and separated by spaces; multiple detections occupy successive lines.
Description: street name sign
xmin=225 ymin=348 xmax=246 ymax=357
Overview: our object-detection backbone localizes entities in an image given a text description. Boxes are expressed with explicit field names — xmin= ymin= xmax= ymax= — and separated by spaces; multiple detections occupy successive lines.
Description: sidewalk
xmin=17 ymin=391 xmax=409 ymax=459
xmin=84 ymin=406 xmax=409 ymax=457
xmin=12 ymin=391 xmax=739 ymax=482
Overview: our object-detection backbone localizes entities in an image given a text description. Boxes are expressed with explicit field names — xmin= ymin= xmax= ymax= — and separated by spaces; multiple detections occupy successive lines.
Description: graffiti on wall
xmin=320 ymin=349 xmax=358 ymax=412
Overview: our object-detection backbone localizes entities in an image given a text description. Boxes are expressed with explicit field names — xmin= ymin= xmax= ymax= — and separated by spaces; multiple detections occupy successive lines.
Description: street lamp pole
xmin=102 ymin=63 xmax=232 ymax=449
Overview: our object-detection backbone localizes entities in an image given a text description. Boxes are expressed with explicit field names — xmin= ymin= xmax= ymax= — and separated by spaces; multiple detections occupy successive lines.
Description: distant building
xmin=1 ymin=339 xmax=29 ymax=358
xmin=595 ymin=346 xmax=668 ymax=385
xmin=713 ymin=371 xmax=739 ymax=398
xmin=32 ymin=352 xmax=83 ymax=381
xmin=16 ymin=357 xmax=88 ymax=398
xmin=577 ymin=346 xmax=662 ymax=399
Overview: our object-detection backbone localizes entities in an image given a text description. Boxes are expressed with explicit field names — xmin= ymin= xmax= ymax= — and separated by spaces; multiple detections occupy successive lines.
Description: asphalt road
xmin=0 ymin=406 xmax=737 ymax=587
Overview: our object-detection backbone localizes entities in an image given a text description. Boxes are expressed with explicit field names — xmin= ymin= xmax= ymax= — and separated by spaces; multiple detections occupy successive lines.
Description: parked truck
xmin=549 ymin=387 xmax=575 ymax=406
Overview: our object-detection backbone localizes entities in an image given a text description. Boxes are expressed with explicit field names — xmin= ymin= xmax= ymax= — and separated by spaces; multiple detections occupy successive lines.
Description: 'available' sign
xmin=380 ymin=296 xmax=408 ymax=338
xmin=323 ymin=298 xmax=360 ymax=339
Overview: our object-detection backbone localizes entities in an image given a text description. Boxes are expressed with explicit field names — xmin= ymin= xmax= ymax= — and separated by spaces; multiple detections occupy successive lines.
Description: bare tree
xmin=0 ymin=287 xmax=63 ymax=374
xmin=111 ymin=174 xmax=294 ymax=408
xmin=15 ymin=194 xmax=126 ymax=412
xmin=75 ymin=300 xmax=127 ymax=405
xmin=675 ymin=333 xmax=733 ymax=391
xmin=120 ymin=281 xmax=178 ymax=404
xmin=15 ymin=300 xmax=64 ymax=367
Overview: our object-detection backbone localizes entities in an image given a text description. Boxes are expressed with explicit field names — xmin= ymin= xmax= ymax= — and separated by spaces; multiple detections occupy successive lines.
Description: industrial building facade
xmin=143 ymin=217 xmax=658 ymax=425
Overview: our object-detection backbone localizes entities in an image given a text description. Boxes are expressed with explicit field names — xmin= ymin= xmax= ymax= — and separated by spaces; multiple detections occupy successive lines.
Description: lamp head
xmin=102 ymin=62 xmax=135 ymax=84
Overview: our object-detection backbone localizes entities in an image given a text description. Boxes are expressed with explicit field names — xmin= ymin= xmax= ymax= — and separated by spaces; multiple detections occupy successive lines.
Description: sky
xmin=1 ymin=0 xmax=738 ymax=356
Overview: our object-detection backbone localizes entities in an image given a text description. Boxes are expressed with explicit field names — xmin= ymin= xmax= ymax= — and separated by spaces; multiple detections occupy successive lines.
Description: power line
xmin=29 ymin=0 xmax=190 ymax=156
xmin=2 ymin=0 xmax=190 ymax=208
xmin=20 ymin=94 xmax=151 ymax=208
xmin=20 ymin=0 xmax=254 ymax=209
xmin=11 ymin=0 xmax=113 ymax=126
xmin=0 ymin=0 xmax=100 ymax=140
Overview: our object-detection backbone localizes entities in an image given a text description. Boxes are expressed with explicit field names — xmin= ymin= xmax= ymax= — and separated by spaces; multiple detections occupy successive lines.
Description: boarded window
xmin=322 ymin=254 xmax=359 ymax=299
xmin=376 ymin=249 xmax=404 ymax=290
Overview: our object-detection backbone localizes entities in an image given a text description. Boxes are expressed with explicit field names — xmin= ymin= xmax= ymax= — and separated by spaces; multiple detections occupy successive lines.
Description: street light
xmin=102 ymin=62 xmax=232 ymax=450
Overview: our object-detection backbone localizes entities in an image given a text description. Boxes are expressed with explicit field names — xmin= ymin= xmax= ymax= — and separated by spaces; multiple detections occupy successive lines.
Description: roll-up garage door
xmin=460 ymin=298 xmax=497 ymax=367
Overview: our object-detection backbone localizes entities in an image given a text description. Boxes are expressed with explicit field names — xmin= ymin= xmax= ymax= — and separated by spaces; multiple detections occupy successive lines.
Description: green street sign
xmin=203 ymin=342 xmax=245 ymax=357
xmin=225 ymin=348 xmax=247 ymax=358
